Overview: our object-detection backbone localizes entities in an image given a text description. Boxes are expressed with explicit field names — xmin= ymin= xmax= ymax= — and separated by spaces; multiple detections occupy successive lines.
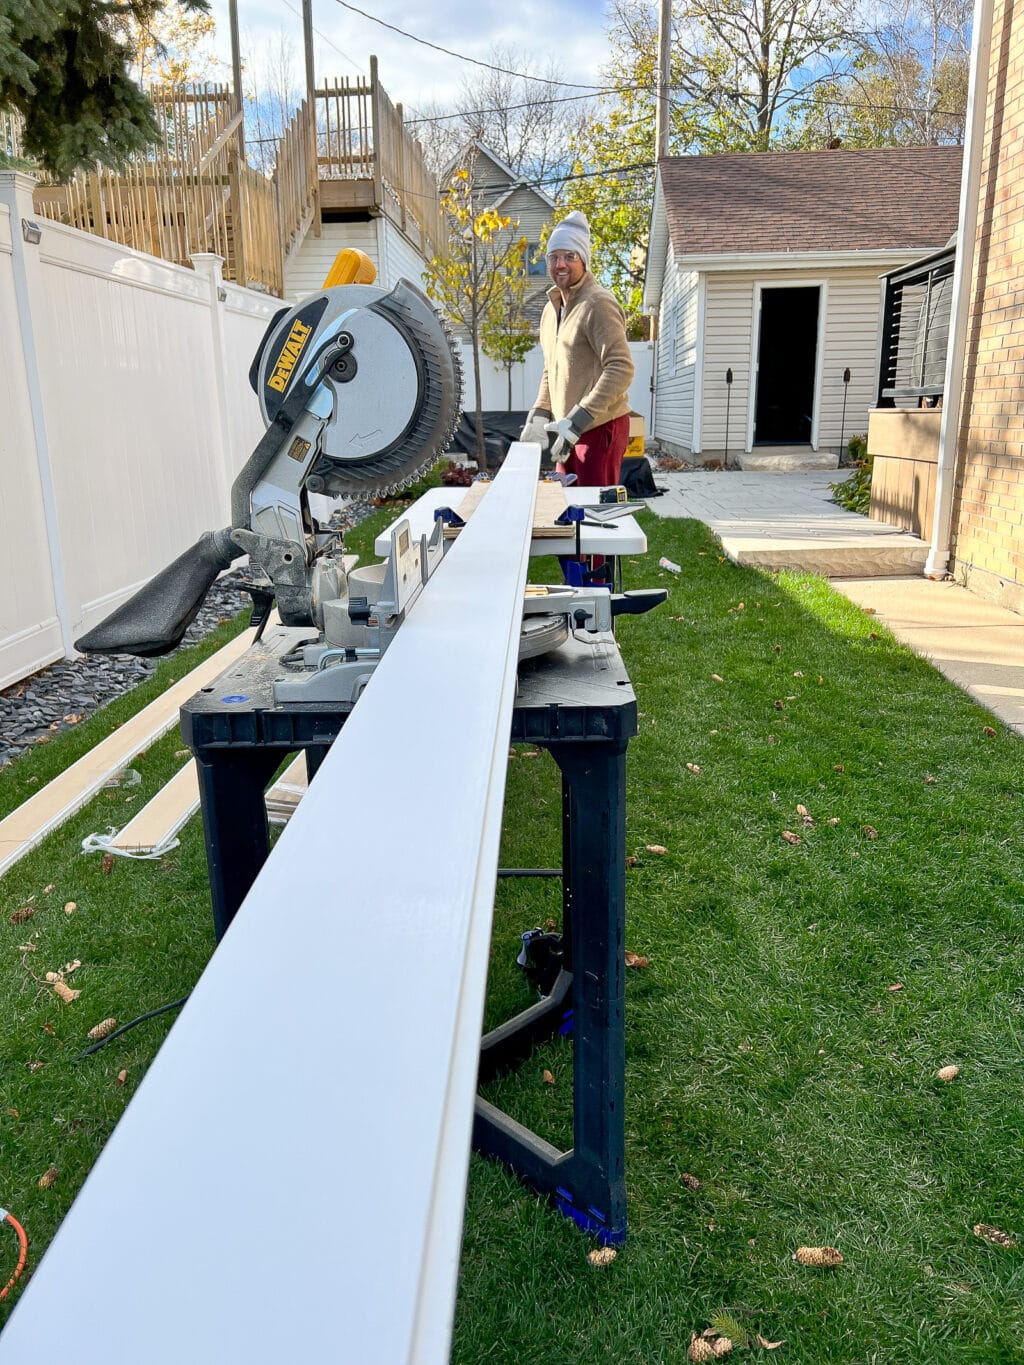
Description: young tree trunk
xmin=470 ymin=308 xmax=486 ymax=471
xmin=507 ymin=362 xmax=513 ymax=411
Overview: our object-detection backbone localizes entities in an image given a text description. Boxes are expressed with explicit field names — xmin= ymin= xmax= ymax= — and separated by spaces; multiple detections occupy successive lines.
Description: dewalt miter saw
xmin=77 ymin=251 xmax=664 ymax=703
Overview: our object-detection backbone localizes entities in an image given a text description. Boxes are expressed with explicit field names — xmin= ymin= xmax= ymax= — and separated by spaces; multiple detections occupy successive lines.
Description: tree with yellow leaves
xmin=425 ymin=167 xmax=528 ymax=470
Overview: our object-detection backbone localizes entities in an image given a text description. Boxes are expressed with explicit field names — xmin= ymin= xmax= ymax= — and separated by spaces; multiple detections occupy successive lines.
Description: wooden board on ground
xmin=443 ymin=477 xmax=568 ymax=539
xmin=109 ymin=761 xmax=200 ymax=855
xmin=0 ymin=628 xmax=256 ymax=878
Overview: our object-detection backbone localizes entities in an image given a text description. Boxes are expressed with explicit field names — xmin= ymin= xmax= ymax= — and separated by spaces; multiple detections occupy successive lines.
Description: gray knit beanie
xmin=546 ymin=211 xmax=590 ymax=267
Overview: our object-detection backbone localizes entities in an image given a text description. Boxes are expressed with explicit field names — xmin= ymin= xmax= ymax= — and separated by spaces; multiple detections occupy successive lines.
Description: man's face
xmin=547 ymin=250 xmax=586 ymax=292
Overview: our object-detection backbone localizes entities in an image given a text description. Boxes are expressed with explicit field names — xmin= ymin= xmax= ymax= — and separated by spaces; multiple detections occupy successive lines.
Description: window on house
xmin=526 ymin=243 xmax=546 ymax=276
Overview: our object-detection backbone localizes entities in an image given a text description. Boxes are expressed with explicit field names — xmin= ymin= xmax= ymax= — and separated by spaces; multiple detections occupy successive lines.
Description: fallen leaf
xmin=818 ymin=675 xmax=824 ymax=685
xmin=507 ymin=749 xmax=517 ymax=759
xmin=833 ymin=763 xmax=845 ymax=772
xmin=827 ymin=816 xmax=841 ymax=826
xmin=796 ymin=803 xmax=809 ymax=817
xmin=862 ymin=825 xmax=878 ymax=839
xmin=888 ymin=982 xmax=903 ymax=992
xmin=625 ymin=856 xmax=638 ymax=868
xmin=52 ymin=979 xmax=80 ymax=1004
xmin=62 ymin=713 xmax=84 ymax=725
xmin=523 ymin=749 xmax=541 ymax=758
xmin=9 ymin=906 xmax=34 ymax=924
xmin=542 ymin=1069 xmax=556 ymax=1086
xmin=624 ymin=951 xmax=649 ymax=968
xmin=38 ymin=1166 xmax=58 ymax=1189
xmin=681 ymin=1172 xmax=701 ymax=1190
xmin=5 ymin=1108 xmax=19 ymax=1119
xmin=26 ymin=1060 xmax=44 ymax=1072
xmin=781 ymin=831 xmax=802 ymax=845
xmin=64 ymin=960 xmax=81 ymax=975
xmin=64 ymin=901 xmax=77 ymax=915
xmin=544 ymin=918 xmax=557 ymax=933
xmin=87 ymin=1017 xmax=118 ymax=1041
xmin=793 ymin=670 xmax=804 ymax=678
xmin=101 ymin=853 xmax=115 ymax=875
xmin=42 ymin=1022 xmax=55 ymax=1035
xmin=174 ymin=749 xmax=190 ymax=759
xmin=936 ymin=1064 xmax=960 ymax=1082
xmin=756 ymin=1336 xmax=785 ymax=1350
xmin=42 ymin=884 xmax=54 ymax=894
xmin=974 ymin=1223 xmax=1016 ymax=1248
xmin=773 ymin=699 xmax=785 ymax=710
xmin=645 ymin=844 xmax=668 ymax=855
xmin=117 ymin=1069 xmax=128 ymax=1086
xmin=773 ymin=644 xmax=782 ymax=653
xmin=795 ymin=1245 xmax=843 ymax=1267
xmin=983 ymin=725 xmax=997 ymax=737
xmin=587 ymin=1246 xmax=617 ymax=1267
xmin=924 ymin=773 xmax=937 ymax=784
xmin=686 ymin=763 xmax=703 ymax=775
xmin=863 ymin=606 xmax=877 ymax=614
xmin=711 ymin=673 xmax=724 ymax=683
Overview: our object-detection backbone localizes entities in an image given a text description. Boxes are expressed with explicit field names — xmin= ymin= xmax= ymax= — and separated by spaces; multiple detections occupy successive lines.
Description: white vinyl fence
xmin=458 ymin=340 xmax=655 ymax=424
xmin=0 ymin=172 xmax=282 ymax=690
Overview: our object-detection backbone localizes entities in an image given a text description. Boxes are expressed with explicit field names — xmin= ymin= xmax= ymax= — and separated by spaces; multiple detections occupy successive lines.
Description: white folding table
xmin=374 ymin=484 xmax=648 ymax=560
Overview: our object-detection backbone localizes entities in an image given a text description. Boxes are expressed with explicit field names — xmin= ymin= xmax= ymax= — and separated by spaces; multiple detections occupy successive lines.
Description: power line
xmin=404 ymin=89 xmax=612 ymax=127
xmin=331 ymin=0 xmax=634 ymax=92
xmin=278 ymin=0 xmax=363 ymax=76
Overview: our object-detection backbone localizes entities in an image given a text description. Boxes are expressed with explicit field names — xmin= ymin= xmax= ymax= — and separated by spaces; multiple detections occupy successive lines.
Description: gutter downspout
xmin=925 ymin=0 xmax=996 ymax=578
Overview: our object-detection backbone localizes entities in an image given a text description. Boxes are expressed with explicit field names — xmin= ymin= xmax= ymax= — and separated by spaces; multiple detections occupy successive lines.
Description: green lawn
xmin=2 ymin=506 xmax=1023 ymax=1363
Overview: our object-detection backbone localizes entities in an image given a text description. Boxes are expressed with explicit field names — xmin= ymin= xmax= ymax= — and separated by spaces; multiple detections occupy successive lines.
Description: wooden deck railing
xmin=310 ymin=57 xmax=444 ymax=258
xmin=25 ymin=85 xmax=284 ymax=296
xmin=5 ymin=65 xmax=442 ymax=297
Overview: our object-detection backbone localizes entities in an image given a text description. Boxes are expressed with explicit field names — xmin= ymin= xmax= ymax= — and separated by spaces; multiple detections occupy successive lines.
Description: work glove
xmin=544 ymin=406 xmax=592 ymax=460
xmin=519 ymin=409 xmax=551 ymax=448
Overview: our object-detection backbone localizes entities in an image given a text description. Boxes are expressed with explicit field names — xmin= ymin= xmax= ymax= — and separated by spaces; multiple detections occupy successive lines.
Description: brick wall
xmin=951 ymin=0 xmax=1024 ymax=611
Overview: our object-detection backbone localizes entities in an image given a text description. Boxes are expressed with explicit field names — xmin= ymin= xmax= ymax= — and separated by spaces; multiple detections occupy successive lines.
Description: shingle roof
xmin=659 ymin=147 xmax=962 ymax=256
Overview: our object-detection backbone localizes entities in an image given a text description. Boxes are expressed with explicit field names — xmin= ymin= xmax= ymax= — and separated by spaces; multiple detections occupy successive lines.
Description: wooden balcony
xmin=275 ymin=57 xmax=443 ymax=263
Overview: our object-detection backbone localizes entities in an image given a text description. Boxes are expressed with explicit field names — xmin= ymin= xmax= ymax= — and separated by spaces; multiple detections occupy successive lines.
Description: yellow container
xmin=625 ymin=410 xmax=645 ymax=460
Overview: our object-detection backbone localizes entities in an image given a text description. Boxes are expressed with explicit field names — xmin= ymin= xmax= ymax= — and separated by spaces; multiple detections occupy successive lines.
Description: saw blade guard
xmin=254 ymin=277 xmax=462 ymax=499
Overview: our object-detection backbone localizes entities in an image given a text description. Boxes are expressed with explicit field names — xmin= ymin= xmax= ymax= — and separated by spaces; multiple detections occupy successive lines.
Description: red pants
xmin=557 ymin=414 xmax=630 ymax=488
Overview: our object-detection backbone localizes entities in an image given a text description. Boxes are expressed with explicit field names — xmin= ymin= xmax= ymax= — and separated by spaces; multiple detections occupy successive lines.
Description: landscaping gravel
xmin=0 ymin=497 xmax=376 ymax=768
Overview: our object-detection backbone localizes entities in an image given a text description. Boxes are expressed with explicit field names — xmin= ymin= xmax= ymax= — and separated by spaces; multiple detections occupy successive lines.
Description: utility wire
xmin=331 ymin=0 xmax=639 ymax=92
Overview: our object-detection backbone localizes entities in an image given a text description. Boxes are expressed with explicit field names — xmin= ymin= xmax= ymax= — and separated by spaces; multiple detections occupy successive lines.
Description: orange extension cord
xmin=0 ymin=1210 xmax=27 ymax=1300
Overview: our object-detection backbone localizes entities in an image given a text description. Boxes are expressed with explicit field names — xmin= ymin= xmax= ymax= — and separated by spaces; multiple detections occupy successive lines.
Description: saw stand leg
xmin=473 ymin=737 xmax=628 ymax=1245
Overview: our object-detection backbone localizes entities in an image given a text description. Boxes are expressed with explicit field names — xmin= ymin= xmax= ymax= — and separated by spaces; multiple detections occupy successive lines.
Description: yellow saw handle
xmin=322 ymin=248 xmax=377 ymax=288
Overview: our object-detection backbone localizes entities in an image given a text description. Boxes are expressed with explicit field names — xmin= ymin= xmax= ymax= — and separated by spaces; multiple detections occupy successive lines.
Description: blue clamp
xmin=555 ymin=504 xmax=585 ymax=527
xmin=434 ymin=506 xmax=465 ymax=528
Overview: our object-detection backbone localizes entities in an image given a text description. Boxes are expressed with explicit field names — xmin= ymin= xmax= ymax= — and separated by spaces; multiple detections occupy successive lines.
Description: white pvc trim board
xmin=0 ymin=445 xmax=541 ymax=1364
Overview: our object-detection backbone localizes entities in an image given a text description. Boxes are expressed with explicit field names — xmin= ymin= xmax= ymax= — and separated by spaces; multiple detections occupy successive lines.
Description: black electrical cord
xmin=75 ymin=994 xmax=191 ymax=1060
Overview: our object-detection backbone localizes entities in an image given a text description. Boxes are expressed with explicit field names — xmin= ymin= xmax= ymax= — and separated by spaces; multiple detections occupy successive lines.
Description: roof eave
xmin=642 ymin=170 xmax=668 ymax=311
xmin=673 ymin=247 xmax=946 ymax=272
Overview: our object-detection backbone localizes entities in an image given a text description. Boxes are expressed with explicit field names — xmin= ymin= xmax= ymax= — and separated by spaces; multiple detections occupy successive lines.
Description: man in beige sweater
xmin=520 ymin=210 xmax=634 ymax=487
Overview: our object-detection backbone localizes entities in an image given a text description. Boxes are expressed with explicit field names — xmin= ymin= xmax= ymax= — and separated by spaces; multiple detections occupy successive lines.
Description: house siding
xmin=653 ymin=248 xmax=698 ymax=455
xmin=283 ymin=219 xmax=431 ymax=302
xmin=950 ymin=0 xmax=1024 ymax=610
xmin=694 ymin=266 xmax=891 ymax=456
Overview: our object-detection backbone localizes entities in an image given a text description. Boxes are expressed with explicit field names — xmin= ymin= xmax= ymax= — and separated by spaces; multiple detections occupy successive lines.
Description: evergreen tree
xmin=0 ymin=0 xmax=208 ymax=181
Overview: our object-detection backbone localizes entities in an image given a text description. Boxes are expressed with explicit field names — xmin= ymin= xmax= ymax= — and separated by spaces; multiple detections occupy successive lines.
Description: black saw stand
xmin=180 ymin=624 xmax=638 ymax=1245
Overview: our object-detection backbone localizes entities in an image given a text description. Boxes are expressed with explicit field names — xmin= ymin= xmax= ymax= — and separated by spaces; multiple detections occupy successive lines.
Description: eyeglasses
xmin=546 ymin=251 xmax=580 ymax=265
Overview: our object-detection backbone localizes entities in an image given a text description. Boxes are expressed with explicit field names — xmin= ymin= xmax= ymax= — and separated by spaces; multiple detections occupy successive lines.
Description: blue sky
xmin=206 ymin=0 xmax=613 ymax=114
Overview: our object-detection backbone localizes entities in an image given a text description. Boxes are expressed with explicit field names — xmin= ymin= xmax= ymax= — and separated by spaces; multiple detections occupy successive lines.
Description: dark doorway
xmin=753 ymin=286 xmax=820 ymax=444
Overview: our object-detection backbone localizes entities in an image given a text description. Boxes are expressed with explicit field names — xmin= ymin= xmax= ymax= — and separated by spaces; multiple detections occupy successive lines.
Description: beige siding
xmin=819 ymin=270 xmax=887 ymax=451
xmin=284 ymin=220 xmax=380 ymax=301
xmin=653 ymin=248 xmax=698 ymax=452
xmin=379 ymin=217 xmax=429 ymax=289
xmin=699 ymin=265 xmax=888 ymax=453
xmin=701 ymin=275 xmax=755 ymax=453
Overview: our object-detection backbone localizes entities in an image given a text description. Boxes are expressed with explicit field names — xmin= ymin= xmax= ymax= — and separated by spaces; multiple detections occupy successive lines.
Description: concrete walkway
xmin=645 ymin=469 xmax=1024 ymax=735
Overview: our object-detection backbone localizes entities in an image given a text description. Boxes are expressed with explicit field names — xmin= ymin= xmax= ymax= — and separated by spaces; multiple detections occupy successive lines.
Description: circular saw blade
xmin=311 ymin=279 xmax=463 ymax=499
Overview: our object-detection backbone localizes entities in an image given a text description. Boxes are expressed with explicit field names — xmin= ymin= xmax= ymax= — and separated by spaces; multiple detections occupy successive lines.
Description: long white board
xmin=0 ymin=446 xmax=541 ymax=1363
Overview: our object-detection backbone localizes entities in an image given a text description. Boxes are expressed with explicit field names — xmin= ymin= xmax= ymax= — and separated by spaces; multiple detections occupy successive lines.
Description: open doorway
xmin=753 ymin=286 xmax=820 ymax=444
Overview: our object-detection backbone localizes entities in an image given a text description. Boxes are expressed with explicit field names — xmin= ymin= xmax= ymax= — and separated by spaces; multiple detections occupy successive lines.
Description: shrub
xmin=830 ymin=434 xmax=872 ymax=514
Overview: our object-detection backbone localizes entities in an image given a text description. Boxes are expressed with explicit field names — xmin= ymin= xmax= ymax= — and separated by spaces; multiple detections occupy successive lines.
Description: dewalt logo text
xmin=267 ymin=320 xmax=313 ymax=393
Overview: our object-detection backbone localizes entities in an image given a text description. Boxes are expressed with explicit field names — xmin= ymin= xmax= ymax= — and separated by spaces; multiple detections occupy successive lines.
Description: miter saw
xmin=76 ymin=250 xmax=664 ymax=703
